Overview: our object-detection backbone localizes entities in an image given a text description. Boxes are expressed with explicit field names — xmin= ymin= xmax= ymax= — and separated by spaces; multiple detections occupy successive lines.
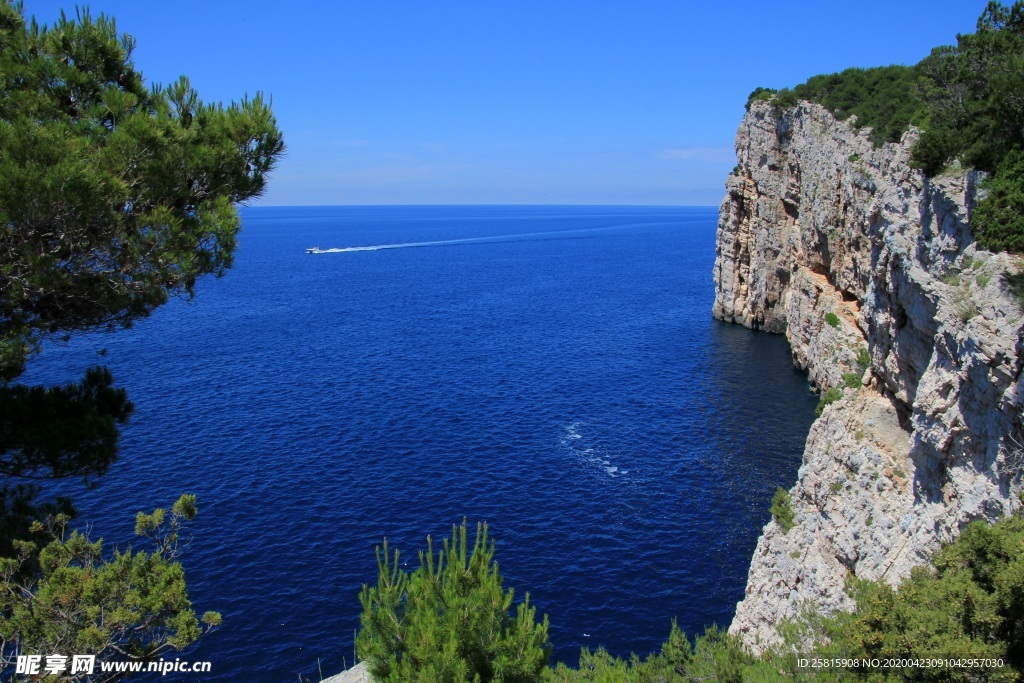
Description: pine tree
xmin=0 ymin=0 xmax=283 ymax=674
xmin=357 ymin=521 xmax=552 ymax=682
xmin=0 ymin=0 xmax=283 ymax=545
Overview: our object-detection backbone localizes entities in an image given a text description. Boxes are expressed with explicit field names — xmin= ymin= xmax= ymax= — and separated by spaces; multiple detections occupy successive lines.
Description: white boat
xmin=306 ymin=246 xmax=323 ymax=254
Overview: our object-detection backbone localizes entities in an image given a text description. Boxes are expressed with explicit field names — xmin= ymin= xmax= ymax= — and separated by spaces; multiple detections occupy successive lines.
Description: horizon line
xmin=241 ymin=202 xmax=721 ymax=209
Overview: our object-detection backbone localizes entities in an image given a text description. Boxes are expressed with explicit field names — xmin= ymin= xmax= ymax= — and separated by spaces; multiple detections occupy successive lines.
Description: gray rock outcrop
xmin=319 ymin=662 xmax=370 ymax=683
xmin=715 ymin=101 xmax=1024 ymax=654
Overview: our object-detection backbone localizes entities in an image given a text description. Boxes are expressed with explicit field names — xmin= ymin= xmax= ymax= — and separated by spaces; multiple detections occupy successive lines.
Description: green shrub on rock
xmin=1003 ymin=272 xmax=1024 ymax=309
xmin=546 ymin=622 xmax=761 ymax=683
xmin=855 ymin=347 xmax=871 ymax=372
xmin=771 ymin=487 xmax=796 ymax=533
xmin=824 ymin=515 xmax=1024 ymax=679
xmin=973 ymin=150 xmax=1024 ymax=254
xmin=815 ymin=387 xmax=844 ymax=417
xmin=842 ymin=372 xmax=863 ymax=389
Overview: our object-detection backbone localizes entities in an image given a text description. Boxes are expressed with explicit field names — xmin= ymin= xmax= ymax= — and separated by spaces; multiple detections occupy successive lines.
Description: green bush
xmin=351 ymin=513 xmax=1024 ymax=682
xmin=1004 ymin=271 xmax=1024 ymax=309
xmin=793 ymin=65 xmax=925 ymax=146
xmin=815 ymin=387 xmax=844 ymax=417
xmin=771 ymin=88 xmax=799 ymax=112
xmin=973 ymin=150 xmax=1024 ymax=253
xmin=824 ymin=312 xmax=841 ymax=329
xmin=842 ymin=372 xmax=863 ymax=389
xmin=546 ymin=622 xmax=763 ymax=683
xmin=771 ymin=487 xmax=796 ymax=533
xmin=356 ymin=521 xmax=551 ymax=683
xmin=855 ymin=347 xmax=870 ymax=372
xmin=825 ymin=515 xmax=1024 ymax=678
xmin=745 ymin=86 xmax=777 ymax=110
xmin=747 ymin=64 xmax=925 ymax=145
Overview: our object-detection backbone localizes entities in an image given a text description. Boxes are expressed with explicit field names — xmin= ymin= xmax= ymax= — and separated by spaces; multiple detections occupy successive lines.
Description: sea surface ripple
xmin=17 ymin=206 xmax=817 ymax=681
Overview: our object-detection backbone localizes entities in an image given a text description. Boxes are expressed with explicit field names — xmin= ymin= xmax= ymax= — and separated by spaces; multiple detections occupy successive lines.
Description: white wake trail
xmin=306 ymin=222 xmax=665 ymax=254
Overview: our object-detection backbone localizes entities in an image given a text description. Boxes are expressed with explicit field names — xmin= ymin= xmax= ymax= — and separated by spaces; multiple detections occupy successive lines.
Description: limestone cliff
xmin=715 ymin=101 xmax=1024 ymax=653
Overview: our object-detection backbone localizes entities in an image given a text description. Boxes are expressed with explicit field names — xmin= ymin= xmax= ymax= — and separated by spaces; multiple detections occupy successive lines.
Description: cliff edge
xmin=716 ymin=101 xmax=1024 ymax=653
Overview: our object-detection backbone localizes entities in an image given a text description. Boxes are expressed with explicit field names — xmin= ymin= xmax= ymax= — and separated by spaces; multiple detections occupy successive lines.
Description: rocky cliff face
xmin=715 ymin=101 xmax=1024 ymax=653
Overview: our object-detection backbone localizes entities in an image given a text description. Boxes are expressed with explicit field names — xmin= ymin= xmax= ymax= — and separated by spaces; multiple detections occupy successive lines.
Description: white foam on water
xmin=308 ymin=222 xmax=664 ymax=255
xmin=560 ymin=421 xmax=627 ymax=479
xmin=562 ymin=421 xmax=584 ymax=442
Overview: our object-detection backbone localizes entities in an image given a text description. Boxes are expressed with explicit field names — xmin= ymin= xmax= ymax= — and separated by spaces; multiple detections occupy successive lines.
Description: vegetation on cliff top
xmin=357 ymin=513 xmax=1024 ymax=682
xmin=747 ymin=1 xmax=1024 ymax=255
xmin=746 ymin=65 xmax=923 ymax=147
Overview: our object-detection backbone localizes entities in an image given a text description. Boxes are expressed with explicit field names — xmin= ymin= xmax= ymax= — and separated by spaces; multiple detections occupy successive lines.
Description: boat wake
xmin=305 ymin=222 xmax=664 ymax=254
xmin=560 ymin=421 xmax=629 ymax=479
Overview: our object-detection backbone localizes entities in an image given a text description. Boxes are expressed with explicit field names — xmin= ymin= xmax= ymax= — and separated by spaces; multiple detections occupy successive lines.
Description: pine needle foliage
xmin=546 ymin=623 xmax=768 ymax=683
xmin=357 ymin=521 xmax=551 ymax=683
xmin=0 ymin=0 xmax=283 ymax=577
xmin=972 ymin=150 xmax=1024 ymax=253
xmin=817 ymin=514 xmax=1024 ymax=681
xmin=0 ymin=0 xmax=282 ymax=673
xmin=0 ymin=495 xmax=221 ymax=674
xmin=0 ymin=0 xmax=283 ymax=380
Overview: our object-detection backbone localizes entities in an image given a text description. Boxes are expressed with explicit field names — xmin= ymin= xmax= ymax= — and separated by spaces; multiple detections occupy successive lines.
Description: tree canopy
xmin=0 ymin=1 xmax=282 ymax=381
xmin=1 ymin=495 xmax=223 ymax=677
xmin=0 ymin=0 xmax=283 ymax=674
xmin=0 ymin=0 xmax=283 ymax=536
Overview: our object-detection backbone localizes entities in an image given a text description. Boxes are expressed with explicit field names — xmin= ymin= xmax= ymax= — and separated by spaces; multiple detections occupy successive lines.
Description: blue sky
xmin=24 ymin=1 xmax=984 ymax=205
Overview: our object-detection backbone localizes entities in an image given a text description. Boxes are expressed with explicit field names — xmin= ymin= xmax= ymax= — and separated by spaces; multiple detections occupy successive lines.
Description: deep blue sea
xmin=16 ymin=206 xmax=817 ymax=681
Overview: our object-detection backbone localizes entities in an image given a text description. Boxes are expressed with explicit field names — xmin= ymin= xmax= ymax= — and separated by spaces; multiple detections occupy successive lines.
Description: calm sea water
xmin=17 ymin=206 xmax=817 ymax=681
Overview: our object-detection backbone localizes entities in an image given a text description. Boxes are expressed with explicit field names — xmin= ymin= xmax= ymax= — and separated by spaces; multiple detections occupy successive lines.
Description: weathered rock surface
xmin=320 ymin=662 xmax=370 ymax=683
xmin=716 ymin=101 xmax=1024 ymax=654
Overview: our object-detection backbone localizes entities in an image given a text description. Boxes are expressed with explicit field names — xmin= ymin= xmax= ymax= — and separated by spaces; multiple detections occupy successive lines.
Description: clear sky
xmin=23 ymin=0 xmax=984 ymax=206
